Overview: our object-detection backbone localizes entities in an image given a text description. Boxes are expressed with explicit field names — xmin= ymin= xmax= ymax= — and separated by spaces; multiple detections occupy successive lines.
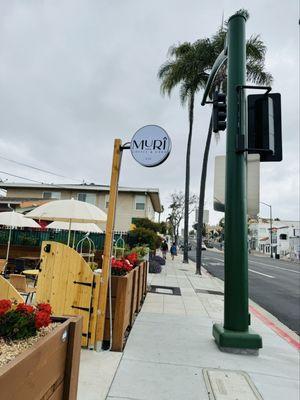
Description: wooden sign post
xmin=94 ymin=126 xmax=171 ymax=351
xmin=95 ymin=139 xmax=122 ymax=350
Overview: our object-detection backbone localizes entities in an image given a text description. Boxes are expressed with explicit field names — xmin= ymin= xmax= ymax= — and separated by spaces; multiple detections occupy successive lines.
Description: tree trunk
xmin=196 ymin=115 xmax=213 ymax=274
xmin=183 ymin=93 xmax=195 ymax=263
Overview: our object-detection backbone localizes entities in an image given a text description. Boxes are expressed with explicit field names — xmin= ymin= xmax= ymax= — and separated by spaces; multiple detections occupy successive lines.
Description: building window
xmin=43 ymin=191 xmax=61 ymax=200
xmin=77 ymin=193 xmax=96 ymax=205
xmin=135 ymin=195 xmax=146 ymax=211
xmin=279 ymin=234 xmax=287 ymax=240
xmin=105 ymin=195 xmax=109 ymax=209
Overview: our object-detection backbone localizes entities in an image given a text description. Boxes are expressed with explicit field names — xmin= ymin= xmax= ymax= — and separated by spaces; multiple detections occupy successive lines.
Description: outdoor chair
xmin=9 ymin=274 xmax=36 ymax=304
xmin=0 ymin=259 xmax=7 ymax=275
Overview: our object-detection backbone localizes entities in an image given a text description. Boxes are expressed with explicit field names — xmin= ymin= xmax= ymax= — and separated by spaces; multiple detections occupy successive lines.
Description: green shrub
xmin=127 ymin=228 xmax=162 ymax=251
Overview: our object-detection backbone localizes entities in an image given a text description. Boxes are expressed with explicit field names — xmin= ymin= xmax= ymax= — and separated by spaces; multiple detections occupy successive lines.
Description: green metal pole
xmin=213 ymin=13 xmax=262 ymax=352
xmin=224 ymin=14 xmax=248 ymax=332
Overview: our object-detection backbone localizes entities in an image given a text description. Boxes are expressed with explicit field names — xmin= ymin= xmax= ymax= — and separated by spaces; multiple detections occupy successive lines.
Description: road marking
xmin=204 ymin=256 xmax=224 ymax=262
xmin=249 ymin=269 xmax=274 ymax=278
xmin=204 ymin=255 xmax=300 ymax=275
xmin=249 ymin=260 xmax=300 ymax=274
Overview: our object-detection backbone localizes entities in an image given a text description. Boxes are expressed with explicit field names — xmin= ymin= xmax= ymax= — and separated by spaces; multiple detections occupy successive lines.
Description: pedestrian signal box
xmin=247 ymin=93 xmax=282 ymax=162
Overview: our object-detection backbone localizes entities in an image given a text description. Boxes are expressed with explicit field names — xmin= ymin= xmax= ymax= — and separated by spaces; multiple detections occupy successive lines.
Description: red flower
xmin=126 ymin=253 xmax=139 ymax=267
xmin=0 ymin=299 xmax=12 ymax=315
xmin=126 ymin=253 xmax=138 ymax=264
xmin=16 ymin=303 xmax=34 ymax=314
xmin=35 ymin=311 xmax=51 ymax=329
xmin=37 ymin=303 xmax=52 ymax=315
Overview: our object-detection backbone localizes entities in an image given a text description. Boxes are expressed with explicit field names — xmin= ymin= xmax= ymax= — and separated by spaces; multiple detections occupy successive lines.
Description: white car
xmin=201 ymin=243 xmax=207 ymax=250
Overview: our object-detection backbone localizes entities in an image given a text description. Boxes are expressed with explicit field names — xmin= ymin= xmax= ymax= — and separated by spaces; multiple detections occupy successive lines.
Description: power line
xmin=0 ymin=155 xmax=83 ymax=182
xmin=0 ymin=170 xmax=45 ymax=184
xmin=0 ymin=170 xmax=93 ymax=190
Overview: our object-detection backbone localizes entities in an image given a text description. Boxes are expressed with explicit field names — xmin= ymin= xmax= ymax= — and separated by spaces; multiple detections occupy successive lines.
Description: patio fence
xmin=0 ymin=228 xmax=127 ymax=251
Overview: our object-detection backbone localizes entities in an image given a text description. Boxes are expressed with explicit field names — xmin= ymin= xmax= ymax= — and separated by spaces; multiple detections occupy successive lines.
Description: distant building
xmin=0 ymin=182 xmax=162 ymax=233
xmin=249 ymin=219 xmax=300 ymax=259
xmin=195 ymin=209 xmax=209 ymax=225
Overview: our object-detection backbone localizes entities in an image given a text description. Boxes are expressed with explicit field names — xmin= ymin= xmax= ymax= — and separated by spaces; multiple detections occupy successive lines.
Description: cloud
xmin=0 ymin=0 xmax=298 ymax=226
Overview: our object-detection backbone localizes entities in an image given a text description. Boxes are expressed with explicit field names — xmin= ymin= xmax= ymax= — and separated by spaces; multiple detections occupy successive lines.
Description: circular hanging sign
xmin=130 ymin=125 xmax=171 ymax=167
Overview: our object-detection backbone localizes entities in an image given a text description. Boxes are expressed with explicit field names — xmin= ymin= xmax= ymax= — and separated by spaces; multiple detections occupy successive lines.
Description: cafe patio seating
xmin=9 ymin=274 xmax=36 ymax=303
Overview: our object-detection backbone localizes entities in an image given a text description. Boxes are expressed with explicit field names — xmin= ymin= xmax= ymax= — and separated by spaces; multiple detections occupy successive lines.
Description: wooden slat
xmin=88 ymin=273 xmax=101 ymax=348
xmin=0 ymin=275 xmax=24 ymax=303
xmin=130 ymin=267 xmax=139 ymax=325
xmin=63 ymin=316 xmax=82 ymax=400
xmin=95 ymin=139 xmax=122 ymax=348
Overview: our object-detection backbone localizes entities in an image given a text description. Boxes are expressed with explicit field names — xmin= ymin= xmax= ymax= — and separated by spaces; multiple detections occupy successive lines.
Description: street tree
xmin=195 ymin=9 xmax=273 ymax=274
xmin=158 ymin=40 xmax=214 ymax=263
xmin=167 ymin=191 xmax=198 ymax=244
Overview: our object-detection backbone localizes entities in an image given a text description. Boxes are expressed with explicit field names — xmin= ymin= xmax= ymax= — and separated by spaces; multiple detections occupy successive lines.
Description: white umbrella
xmin=46 ymin=221 xmax=103 ymax=233
xmin=0 ymin=211 xmax=41 ymax=261
xmin=46 ymin=221 xmax=103 ymax=248
xmin=26 ymin=199 xmax=107 ymax=245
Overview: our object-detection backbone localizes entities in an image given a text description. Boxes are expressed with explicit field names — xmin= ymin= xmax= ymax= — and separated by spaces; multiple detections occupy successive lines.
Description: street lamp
xmin=260 ymin=201 xmax=273 ymax=258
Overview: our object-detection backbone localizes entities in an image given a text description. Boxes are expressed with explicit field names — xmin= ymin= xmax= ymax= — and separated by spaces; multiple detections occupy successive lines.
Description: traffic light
xmin=247 ymin=93 xmax=282 ymax=162
xmin=212 ymin=91 xmax=227 ymax=133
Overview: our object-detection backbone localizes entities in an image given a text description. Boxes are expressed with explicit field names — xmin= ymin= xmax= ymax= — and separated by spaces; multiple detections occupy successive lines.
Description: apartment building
xmin=0 ymin=183 xmax=162 ymax=233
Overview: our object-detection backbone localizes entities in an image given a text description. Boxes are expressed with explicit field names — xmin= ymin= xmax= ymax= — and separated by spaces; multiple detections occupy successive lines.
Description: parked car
xmin=202 ymin=243 xmax=207 ymax=250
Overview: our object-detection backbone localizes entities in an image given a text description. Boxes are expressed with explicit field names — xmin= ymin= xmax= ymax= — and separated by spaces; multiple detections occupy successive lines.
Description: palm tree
xmin=195 ymin=10 xmax=273 ymax=274
xmin=158 ymin=40 xmax=214 ymax=263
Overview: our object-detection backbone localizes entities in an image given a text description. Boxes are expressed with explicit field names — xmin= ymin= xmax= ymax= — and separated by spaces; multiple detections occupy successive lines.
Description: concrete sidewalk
xmin=106 ymin=256 xmax=299 ymax=400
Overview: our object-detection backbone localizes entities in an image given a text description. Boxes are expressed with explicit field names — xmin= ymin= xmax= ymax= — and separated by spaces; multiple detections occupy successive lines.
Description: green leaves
xmin=158 ymin=8 xmax=273 ymax=104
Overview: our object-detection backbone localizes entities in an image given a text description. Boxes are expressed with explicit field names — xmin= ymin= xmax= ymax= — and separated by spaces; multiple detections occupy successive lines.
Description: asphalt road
xmin=188 ymin=249 xmax=300 ymax=334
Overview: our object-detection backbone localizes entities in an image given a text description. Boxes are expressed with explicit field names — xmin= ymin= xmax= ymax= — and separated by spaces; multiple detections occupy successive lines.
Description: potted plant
xmin=0 ymin=300 xmax=82 ymax=400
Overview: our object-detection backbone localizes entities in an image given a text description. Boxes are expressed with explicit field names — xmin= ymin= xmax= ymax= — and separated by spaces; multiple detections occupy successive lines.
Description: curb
xmin=197 ymin=262 xmax=300 ymax=351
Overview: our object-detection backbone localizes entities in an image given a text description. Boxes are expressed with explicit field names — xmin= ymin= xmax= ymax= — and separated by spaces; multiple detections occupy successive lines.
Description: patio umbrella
xmin=46 ymin=221 xmax=103 ymax=233
xmin=46 ymin=221 xmax=103 ymax=248
xmin=0 ymin=211 xmax=41 ymax=261
xmin=26 ymin=198 xmax=107 ymax=245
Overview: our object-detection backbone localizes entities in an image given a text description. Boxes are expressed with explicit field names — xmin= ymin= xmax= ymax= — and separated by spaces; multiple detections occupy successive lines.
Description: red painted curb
xmin=249 ymin=305 xmax=300 ymax=350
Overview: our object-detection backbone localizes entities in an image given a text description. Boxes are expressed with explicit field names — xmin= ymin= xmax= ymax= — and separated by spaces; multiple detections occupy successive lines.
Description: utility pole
xmin=212 ymin=13 xmax=262 ymax=353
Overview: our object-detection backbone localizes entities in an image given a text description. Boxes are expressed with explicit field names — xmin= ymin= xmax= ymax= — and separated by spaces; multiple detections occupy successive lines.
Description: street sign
xmin=214 ymin=154 xmax=260 ymax=216
xmin=130 ymin=125 xmax=171 ymax=167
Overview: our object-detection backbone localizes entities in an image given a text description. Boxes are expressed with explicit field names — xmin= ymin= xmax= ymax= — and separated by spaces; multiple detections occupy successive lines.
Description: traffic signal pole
xmin=212 ymin=14 xmax=262 ymax=352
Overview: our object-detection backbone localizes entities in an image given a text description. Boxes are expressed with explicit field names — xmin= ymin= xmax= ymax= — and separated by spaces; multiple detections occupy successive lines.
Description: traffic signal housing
xmin=212 ymin=91 xmax=227 ymax=133
xmin=247 ymin=93 xmax=282 ymax=162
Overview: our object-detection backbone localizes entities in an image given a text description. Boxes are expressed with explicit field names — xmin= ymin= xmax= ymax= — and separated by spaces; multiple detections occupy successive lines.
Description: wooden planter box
xmin=136 ymin=263 xmax=144 ymax=313
xmin=103 ymin=262 xmax=148 ymax=352
xmin=142 ymin=261 xmax=148 ymax=298
xmin=104 ymin=269 xmax=134 ymax=351
xmin=136 ymin=261 xmax=148 ymax=312
xmin=130 ymin=266 xmax=140 ymax=325
xmin=0 ymin=316 xmax=82 ymax=400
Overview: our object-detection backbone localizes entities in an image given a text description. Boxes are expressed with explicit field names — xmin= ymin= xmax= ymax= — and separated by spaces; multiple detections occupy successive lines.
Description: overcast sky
xmin=0 ymin=0 xmax=299 ymax=226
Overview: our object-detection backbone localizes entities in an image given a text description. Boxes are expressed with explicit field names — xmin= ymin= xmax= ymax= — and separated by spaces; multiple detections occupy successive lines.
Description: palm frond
xmin=246 ymin=35 xmax=266 ymax=62
xmin=168 ymin=42 xmax=192 ymax=58
xmin=246 ymin=61 xmax=273 ymax=85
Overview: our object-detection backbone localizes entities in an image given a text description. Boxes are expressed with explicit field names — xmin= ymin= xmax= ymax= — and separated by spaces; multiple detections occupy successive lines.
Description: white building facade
xmin=249 ymin=219 xmax=300 ymax=260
